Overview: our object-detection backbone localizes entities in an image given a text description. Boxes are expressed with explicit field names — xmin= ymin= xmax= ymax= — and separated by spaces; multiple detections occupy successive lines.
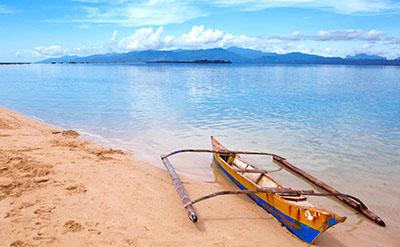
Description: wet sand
xmin=0 ymin=106 xmax=398 ymax=246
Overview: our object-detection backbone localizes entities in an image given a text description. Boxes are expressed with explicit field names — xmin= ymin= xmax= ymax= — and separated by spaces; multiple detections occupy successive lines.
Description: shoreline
xmin=0 ymin=106 xmax=398 ymax=246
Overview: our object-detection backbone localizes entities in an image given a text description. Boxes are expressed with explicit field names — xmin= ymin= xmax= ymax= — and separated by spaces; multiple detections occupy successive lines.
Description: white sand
xmin=0 ymin=106 xmax=398 ymax=246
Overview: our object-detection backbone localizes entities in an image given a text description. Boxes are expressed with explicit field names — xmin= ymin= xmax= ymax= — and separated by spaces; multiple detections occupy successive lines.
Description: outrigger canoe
xmin=161 ymin=137 xmax=384 ymax=244
xmin=211 ymin=137 xmax=346 ymax=243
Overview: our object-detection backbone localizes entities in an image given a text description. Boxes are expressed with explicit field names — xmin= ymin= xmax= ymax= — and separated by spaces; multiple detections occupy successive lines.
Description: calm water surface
xmin=1 ymin=62 xmax=400 ymax=243
xmin=1 ymin=64 xmax=399 ymax=185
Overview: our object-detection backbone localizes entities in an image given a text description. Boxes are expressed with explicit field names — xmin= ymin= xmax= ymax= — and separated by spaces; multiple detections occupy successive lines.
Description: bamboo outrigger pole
xmin=161 ymin=155 xmax=198 ymax=222
xmin=184 ymin=187 xmax=367 ymax=209
xmin=272 ymin=156 xmax=386 ymax=226
xmin=161 ymin=148 xmax=385 ymax=226
xmin=162 ymin=149 xmax=285 ymax=159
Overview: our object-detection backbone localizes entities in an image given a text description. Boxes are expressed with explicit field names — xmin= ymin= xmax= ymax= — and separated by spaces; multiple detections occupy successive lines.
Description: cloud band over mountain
xmin=21 ymin=25 xmax=398 ymax=60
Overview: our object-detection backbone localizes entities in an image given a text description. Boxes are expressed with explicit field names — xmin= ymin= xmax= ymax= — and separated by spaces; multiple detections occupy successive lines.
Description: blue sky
xmin=1 ymin=0 xmax=400 ymax=62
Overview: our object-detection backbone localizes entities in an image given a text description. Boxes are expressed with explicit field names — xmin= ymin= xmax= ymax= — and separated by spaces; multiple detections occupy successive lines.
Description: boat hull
xmin=211 ymin=137 xmax=344 ymax=243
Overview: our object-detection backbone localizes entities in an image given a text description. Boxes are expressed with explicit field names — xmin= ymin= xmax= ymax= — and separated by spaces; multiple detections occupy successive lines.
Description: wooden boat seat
xmin=232 ymin=158 xmax=262 ymax=184
xmin=231 ymin=158 xmax=280 ymax=188
xmin=258 ymin=176 xmax=279 ymax=188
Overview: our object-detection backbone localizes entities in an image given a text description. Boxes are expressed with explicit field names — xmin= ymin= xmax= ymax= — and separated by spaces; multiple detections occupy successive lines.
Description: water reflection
xmin=0 ymin=64 xmax=399 ymax=183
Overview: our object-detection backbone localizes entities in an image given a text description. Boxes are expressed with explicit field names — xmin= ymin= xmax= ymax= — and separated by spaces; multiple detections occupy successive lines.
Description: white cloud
xmin=118 ymin=26 xmax=168 ymax=51
xmin=118 ymin=25 xmax=225 ymax=51
xmin=111 ymin=26 xmax=390 ymax=55
xmin=218 ymin=33 xmax=280 ymax=51
xmin=314 ymin=30 xmax=363 ymax=41
xmin=20 ymin=30 xmax=122 ymax=59
xmin=174 ymin=25 xmax=224 ymax=49
xmin=30 ymin=45 xmax=66 ymax=58
xmin=387 ymin=37 xmax=400 ymax=45
xmin=268 ymin=31 xmax=305 ymax=41
xmin=22 ymin=25 xmax=400 ymax=60
xmin=263 ymin=42 xmax=319 ymax=55
xmin=123 ymin=1 xmax=206 ymax=26
xmin=210 ymin=0 xmax=400 ymax=14
xmin=212 ymin=0 xmax=318 ymax=11
xmin=0 ymin=4 xmax=18 ymax=14
xmin=314 ymin=29 xmax=383 ymax=41
xmin=350 ymin=42 xmax=385 ymax=56
xmin=62 ymin=0 xmax=206 ymax=27
xmin=267 ymin=29 xmax=385 ymax=42
xmin=116 ymin=25 xmax=282 ymax=51
xmin=110 ymin=30 xmax=118 ymax=41
xmin=74 ymin=24 xmax=91 ymax=29
xmin=363 ymin=30 xmax=384 ymax=41
xmin=44 ymin=0 xmax=400 ymax=29
xmin=71 ymin=0 xmax=129 ymax=3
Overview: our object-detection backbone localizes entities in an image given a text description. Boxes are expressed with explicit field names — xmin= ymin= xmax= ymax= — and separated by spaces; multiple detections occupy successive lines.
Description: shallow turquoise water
xmin=2 ymin=63 xmax=400 ymax=241
xmin=1 ymin=64 xmax=399 ymax=183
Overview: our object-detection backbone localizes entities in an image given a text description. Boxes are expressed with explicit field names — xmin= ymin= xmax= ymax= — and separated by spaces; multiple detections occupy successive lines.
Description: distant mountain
xmin=167 ymin=48 xmax=245 ymax=62
xmin=38 ymin=48 xmax=400 ymax=66
xmin=226 ymin=46 xmax=275 ymax=59
xmin=346 ymin=53 xmax=387 ymax=60
xmin=40 ymin=48 xmax=244 ymax=63
xmin=40 ymin=55 xmax=81 ymax=63
xmin=253 ymin=52 xmax=344 ymax=64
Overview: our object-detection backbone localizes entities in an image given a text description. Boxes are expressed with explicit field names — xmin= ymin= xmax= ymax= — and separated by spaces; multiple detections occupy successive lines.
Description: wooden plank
xmin=273 ymin=156 xmax=385 ymax=227
xmin=233 ymin=168 xmax=269 ymax=174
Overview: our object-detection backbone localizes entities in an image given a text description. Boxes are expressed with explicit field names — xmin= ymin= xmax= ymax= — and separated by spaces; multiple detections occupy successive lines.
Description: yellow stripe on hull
xmin=211 ymin=137 xmax=345 ymax=243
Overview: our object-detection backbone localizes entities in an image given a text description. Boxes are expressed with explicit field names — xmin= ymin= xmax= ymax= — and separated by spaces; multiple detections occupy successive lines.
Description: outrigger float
xmin=160 ymin=137 xmax=385 ymax=243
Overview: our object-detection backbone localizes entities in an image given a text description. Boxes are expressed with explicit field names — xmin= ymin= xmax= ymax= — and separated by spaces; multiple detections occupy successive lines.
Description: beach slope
xmin=0 ymin=106 xmax=308 ymax=246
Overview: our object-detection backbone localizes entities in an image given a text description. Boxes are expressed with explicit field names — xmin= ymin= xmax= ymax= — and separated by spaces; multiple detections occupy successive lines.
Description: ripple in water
xmin=0 ymin=64 xmax=399 ymax=184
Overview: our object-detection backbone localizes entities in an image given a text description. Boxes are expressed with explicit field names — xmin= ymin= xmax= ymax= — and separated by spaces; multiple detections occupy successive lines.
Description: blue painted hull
xmin=213 ymin=155 xmax=336 ymax=243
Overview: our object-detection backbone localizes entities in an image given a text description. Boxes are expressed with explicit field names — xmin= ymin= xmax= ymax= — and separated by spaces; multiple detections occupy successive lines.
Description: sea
xmin=1 ymin=63 xmax=400 ymax=237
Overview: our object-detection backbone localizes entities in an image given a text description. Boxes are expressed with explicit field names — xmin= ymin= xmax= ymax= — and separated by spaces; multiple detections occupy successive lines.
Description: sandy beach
xmin=0 ymin=106 xmax=398 ymax=246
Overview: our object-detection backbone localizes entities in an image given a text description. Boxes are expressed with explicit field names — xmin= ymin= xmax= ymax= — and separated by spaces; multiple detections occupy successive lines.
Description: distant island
xmin=147 ymin=59 xmax=231 ymax=64
xmin=38 ymin=47 xmax=400 ymax=66
xmin=0 ymin=62 xmax=31 ymax=65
